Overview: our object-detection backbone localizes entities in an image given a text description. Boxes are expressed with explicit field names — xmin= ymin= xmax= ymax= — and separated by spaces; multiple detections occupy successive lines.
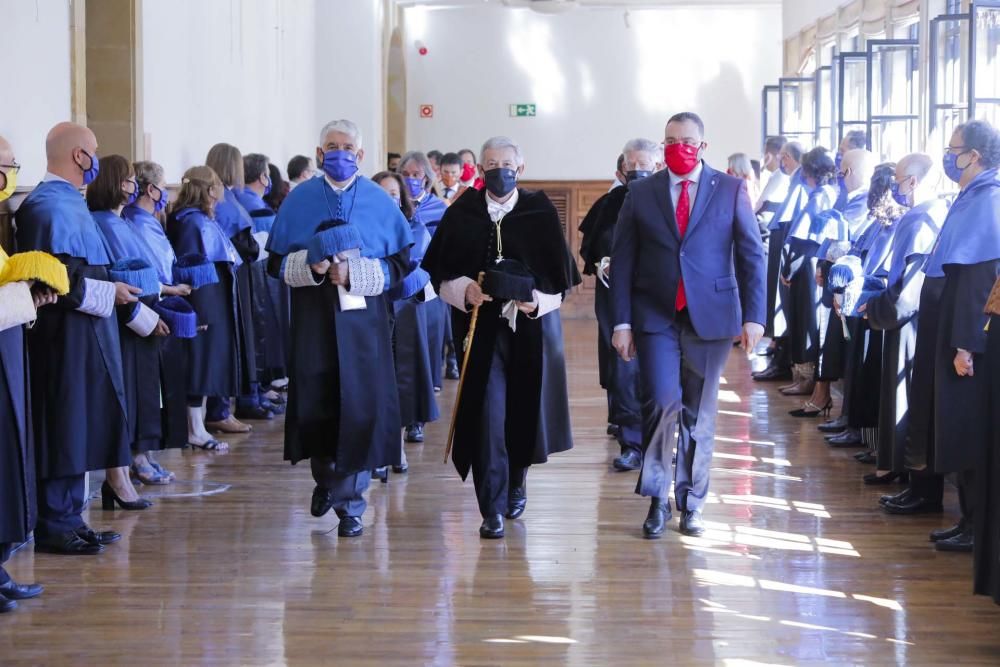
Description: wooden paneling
xmin=520 ymin=179 xmax=610 ymax=319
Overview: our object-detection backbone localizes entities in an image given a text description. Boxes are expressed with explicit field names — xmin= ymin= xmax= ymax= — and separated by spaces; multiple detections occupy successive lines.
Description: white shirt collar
xmin=486 ymin=188 xmax=519 ymax=222
xmin=324 ymin=173 xmax=358 ymax=194
xmin=667 ymin=160 xmax=704 ymax=187
xmin=43 ymin=171 xmax=73 ymax=185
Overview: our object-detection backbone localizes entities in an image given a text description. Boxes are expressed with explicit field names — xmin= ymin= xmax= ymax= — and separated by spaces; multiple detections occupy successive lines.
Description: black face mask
xmin=626 ymin=169 xmax=652 ymax=183
xmin=484 ymin=168 xmax=518 ymax=198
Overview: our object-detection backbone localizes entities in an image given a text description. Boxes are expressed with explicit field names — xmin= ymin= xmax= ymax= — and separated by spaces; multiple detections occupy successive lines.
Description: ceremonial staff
xmin=443 ymin=271 xmax=485 ymax=463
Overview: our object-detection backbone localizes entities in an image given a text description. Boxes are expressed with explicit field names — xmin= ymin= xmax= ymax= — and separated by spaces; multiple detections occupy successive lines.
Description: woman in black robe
xmin=422 ymin=138 xmax=581 ymax=539
xmin=167 ymin=166 xmax=243 ymax=452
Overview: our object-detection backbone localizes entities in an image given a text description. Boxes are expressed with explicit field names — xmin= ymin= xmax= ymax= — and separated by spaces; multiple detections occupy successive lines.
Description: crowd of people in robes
xmin=0 ymin=117 xmax=584 ymax=612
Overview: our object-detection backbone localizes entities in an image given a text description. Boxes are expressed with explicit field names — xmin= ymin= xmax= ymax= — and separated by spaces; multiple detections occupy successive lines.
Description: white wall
xmin=141 ymin=0 xmax=386 ymax=182
xmin=783 ymin=0 xmax=840 ymax=38
xmin=1 ymin=0 xmax=73 ymax=186
xmin=403 ymin=4 xmax=783 ymax=180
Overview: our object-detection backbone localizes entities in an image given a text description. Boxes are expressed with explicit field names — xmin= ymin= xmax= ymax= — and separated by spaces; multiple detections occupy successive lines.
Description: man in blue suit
xmin=611 ymin=112 xmax=766 ymax=538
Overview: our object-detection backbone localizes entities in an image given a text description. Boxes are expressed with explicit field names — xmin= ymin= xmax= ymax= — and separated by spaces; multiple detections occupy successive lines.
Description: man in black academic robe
xmin=579 ymin=140 xmax=658 ymax=471
xmin=14 ymin=122 xmax=133 ymax=555
xmin=423 ymin=136 xmax=581 ymax=539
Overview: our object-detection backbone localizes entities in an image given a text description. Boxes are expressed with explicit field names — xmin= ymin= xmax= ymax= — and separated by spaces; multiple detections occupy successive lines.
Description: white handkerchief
xmin=252 ymin=231 xmax=269 ymax=262
xmin=597 ymin=256 xmax=611 ymax=288
xmin=339 ymin=285 xmax=367 ymax=311
xmin=501 ymin=300 xmax=519 ymax=332
xmin=423 ymin=282 xmax=438 ymax=302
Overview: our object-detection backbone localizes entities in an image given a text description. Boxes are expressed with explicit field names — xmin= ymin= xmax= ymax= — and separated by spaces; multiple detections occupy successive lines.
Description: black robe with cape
xmin=422 ymin=188 xmax=581 ymax=479
xmin=0 ymin=326 xmax=34 ymax=549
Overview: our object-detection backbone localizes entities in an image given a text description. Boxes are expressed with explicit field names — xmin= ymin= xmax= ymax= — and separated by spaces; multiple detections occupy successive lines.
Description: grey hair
xmin=621 ymin=138 xmax=660 ymax=169
xmin=479 ymin=136 xmax=524 ymax=166
xmin=727 ymin=152 xmax=754 ymax=180
xmin=398 ymin=150 xmax=435 ymax=183
xmin=133 ymin=160 xmax=165 ymax=188
xmin=319 ymin=119 xmax=362 ymax=148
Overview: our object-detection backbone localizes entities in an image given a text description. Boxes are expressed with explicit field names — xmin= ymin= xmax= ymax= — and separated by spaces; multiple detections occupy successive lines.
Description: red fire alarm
xmin=419 ymin=104 xmax=434 ymax=119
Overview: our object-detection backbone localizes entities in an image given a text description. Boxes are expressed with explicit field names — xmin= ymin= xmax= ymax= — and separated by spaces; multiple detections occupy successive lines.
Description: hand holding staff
xmin=444 ymin=272 xmax=486 ymax=464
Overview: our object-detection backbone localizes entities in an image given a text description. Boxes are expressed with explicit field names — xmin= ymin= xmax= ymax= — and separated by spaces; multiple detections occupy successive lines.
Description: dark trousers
xmin=310 ymin=458 xmax=370 ymax=518
xmin=909 ymin=470 xmax=945 ymax=505
xmin=472 ymin=326 xmax=528 ymax=518
xmin=959 ymin=471 xmax=975 ymax=522
xmin=596 ymin=282 xmax=642 ymax=451
xmin=35 ymin=474 xmax=87 ymax=539
xmin=634 ymin=312 xmax=731 ymax=512
xmin=0 ymin=543 xmax=12 ymax=566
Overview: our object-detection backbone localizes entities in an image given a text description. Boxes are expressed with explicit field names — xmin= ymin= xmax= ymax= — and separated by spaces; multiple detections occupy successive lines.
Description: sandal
xmin=130 ymin=461 xmax=171 ymax=485
xmin=147 ymin=457 xmax=176 ymax=482
xmin=188 ymin=438 xmax=229 ymax=452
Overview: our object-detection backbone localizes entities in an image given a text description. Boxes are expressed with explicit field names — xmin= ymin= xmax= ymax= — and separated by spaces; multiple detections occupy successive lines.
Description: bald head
xmin=896 ymin=153 xmax=940 ymax=206
xmin=841 ymin=148 xmax=876 ymax=194
xmin=45 ymin=122 xmax=98 ymax=187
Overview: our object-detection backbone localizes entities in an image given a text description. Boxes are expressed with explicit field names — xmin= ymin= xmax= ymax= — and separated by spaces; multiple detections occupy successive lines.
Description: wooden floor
xmin=3 ymin=321 xmax=1000 ymax=666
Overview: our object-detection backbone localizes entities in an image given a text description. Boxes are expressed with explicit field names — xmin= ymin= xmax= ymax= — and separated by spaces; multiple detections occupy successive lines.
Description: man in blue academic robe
xmin=266 ymin=119 xmax=412 ymax=538
xmin=14 ymin=122 xmax=136 ymax=555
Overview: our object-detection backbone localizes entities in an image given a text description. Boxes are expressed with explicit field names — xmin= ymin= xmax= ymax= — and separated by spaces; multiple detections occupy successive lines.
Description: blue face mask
xmin=125 ymin=179 xmax=139 ymax=206
xmin=626 ymin=170 xmax=652 ymax=183
xmin=484 ymin=168 xmax=518 ymax=198
xmin=152 ymin=185 xmax=169 ymax=213
xmin=404 ymin=176 xmax=425 ymax=199
xmin=779 ymin=161 xmax=792 ymax=176
xmin=890 ymin=181 xmax=910 ymax=208
xmin=78 ymin=149 xmax=100 ymax=185
xmin=942 ymin=151 xmax=968 ymax=184
xmin=321 ymin=150 xmax=359 ymax=182
xmin=834 ymin=152 xmax=843 ymax=171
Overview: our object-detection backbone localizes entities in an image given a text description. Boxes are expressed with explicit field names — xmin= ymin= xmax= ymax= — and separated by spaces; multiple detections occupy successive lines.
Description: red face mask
xmin=664 ymin=143 xmax=701 ymax=175
xmin=460 ymin=163 xmax=476 ymax=181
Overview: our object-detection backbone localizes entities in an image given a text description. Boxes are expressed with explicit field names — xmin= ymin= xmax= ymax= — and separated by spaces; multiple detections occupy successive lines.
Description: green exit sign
xmin=509 ymin=104 xmax=537 ymax=117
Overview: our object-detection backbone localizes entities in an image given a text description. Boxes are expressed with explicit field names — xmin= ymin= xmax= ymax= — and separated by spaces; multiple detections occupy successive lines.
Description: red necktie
xmin=675 ymin=179 xmax=692 ymax=312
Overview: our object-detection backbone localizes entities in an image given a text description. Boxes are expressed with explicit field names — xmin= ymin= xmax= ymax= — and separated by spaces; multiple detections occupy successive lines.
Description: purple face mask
xmin=321 ymin=150 xmax=358 ymax=182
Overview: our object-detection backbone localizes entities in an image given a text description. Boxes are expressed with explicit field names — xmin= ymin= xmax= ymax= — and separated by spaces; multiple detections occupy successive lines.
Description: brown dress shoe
xmin=205 ymin=416 xmax=252 ymax=434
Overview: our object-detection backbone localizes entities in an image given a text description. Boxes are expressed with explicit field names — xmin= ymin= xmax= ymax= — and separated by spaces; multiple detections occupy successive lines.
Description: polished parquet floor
xmin=3 ymin=320 xmax=1000 ymax=666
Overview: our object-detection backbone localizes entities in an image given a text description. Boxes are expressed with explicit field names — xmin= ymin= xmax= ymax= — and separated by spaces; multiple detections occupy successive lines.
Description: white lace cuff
xmin=527 ymin=290 xmax=563 ymax=319
xmin=347 ymin=257 xmax=386 ymax=297
xmin=283 ymin=250 xmax=325 ymax=288
xmin=0 ymin=283 xmax=37 ymax=332
xmin=440 ymin=276 xmax=474 ymax=312
xmin=78 ymin=278 xmax=116 ymax=318
xmin=126 ymin=302 xmax=160 ymax=337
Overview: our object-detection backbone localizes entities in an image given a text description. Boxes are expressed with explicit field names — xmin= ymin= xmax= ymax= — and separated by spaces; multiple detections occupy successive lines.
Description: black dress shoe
xmin=0 ymin=579 xmax=44 ymax=600
xmin=392 ymin=463 xmax=409 ymax=474
xmin=507 ymin=486 xmax=527 ymax=519
xmin=445 ymin=361 xmax=460 ymax=380
xmin=863 ymin=471 xmax=906 ymax=485
xmin=338 ymin=516 xmax=363 ymax=538
xmin=479 ymin=514 xmax=504 ymax=539
xmin=930 ymin=519 xmax=968 ymax=543
xmin=607 ymin=424 xmax=621 ymax=438
xmin=613 ymin=449 xmax=642 ymax=471
xmin=311 ymin=486 xmax=335 ymax=517
xmin=826 ymin=430 xmax=863 ymax=447
xmin=882 ymin=496 xmax=944 ymax=515
xmin=35 ymin=532 xmax=104 ymax=555
xmin=880 ymin=488 xmax=912 ymax=506
xmin=0 ymin=594 xmax=16 ymax=614
xmin=680 ymin=510 xmax=706 ymax=537
xmin=935 ymin=526 xmax=974 ymax=552
xmin=752 ymin=365 xmax=792 ymax=381
xmin=75 ymin=525 xmax=121 ymax=546
xmin=818 ymin=415 xmax=849 ymax=433
xmin=642 ymin=498 xmax=672 ymax=539
xmin=855 ymin=452 xmax=877 ymax=464
xmin=234 ymin=405 xmax=274 ymax=421
xmin=371 ymin=467 xmax=389 ymax=483
xmin=405 ymin=424 xmax=425 ymax=443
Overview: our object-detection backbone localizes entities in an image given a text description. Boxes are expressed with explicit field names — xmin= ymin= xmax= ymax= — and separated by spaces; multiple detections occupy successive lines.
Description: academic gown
xmin=578 ymin=184 xmax=642 ymax=435
xmin=93 ymin=209 xmax=163 ymax=454
xmin=413 ymin=193 xmax=450 ymax=388
xmin=216 ymin=188 xmax=259 ymax=392
xmin=781 ymin=184 xmax=838 ymax=365
xmin=235 ymin=188 xmax=288 ymax=382
xmin=266 ymin=175 xmax=413 ymax=474
xmin=907 ymin=170 xmax=1000 ymax=474
xmin=765 ymin=170 xmax=808 ymax=338
xmin=867 ymin=199 xmax=947 ymax=471
xmin=123 ymin=203 xmax=187 ymax=449
xmin=0 ymin=325 xmax=34 ymax=549
xmin=976 ymin=316 xmax=1000 ymax=604
xmin=422 ymin=188 xmax=582 ymax=480
xmin=167 ymin=207 xmax=241 ymax=398
xmin=388 ymin=216 xmax=439 ymax=426
xmin=14 ymin=179 xmax=130 ymax=477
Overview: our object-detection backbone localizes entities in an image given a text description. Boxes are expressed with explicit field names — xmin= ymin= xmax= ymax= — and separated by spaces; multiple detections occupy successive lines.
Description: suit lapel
xmin=685 ymin=163 xmax=718 ymax=240
xmin=651 ymin=171 xmax=680 ymax=241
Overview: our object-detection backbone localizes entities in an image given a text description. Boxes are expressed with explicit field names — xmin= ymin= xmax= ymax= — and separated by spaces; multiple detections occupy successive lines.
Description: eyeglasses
xmin=0 ymin=162 xmax=21 ymax=173
xmin=947 ymin=144 xmax=969 ymax=153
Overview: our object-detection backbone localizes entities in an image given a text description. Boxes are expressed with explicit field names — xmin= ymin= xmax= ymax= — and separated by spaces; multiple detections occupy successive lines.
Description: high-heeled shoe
xmin=371 ymin=467 xmax=389 ymax=484
xmin=789 ymin=399 xmax=832 ymax=418
xmin=101 ymin=481 xmax=153 ymax=511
